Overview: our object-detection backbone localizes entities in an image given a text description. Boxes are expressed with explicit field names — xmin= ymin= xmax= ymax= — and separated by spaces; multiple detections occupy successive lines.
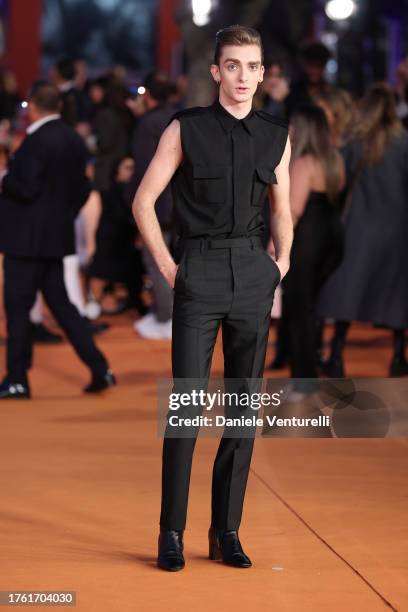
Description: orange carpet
xmin=0 ymin=311 xmax=407 ymax=611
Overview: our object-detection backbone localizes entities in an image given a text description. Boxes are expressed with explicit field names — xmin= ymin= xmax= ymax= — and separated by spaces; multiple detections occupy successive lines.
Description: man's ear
xmin=259 ymin=65 xmax=265 ymax=83
xmin=210 ymin=64 xmax=220 ymax=84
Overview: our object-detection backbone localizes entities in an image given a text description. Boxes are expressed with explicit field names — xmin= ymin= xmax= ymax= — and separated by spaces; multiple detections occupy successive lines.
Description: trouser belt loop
xmin=250 ymin=237 xmax=255 ymax=250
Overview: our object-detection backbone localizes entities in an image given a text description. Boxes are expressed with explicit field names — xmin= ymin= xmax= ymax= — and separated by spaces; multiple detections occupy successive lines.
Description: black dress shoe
xmin=157 ymin=529 xmax=185 ymax=571
xmin=208 ymin=526 xmax=252 ymax=568
xmin=0 ymin=378 xmax=30 ymax=399
xmin=83 ymin=369 xmax=116 ymax=393
xmin=389 ymin=356 xmax=408 ymax=377
xmin=31 ymin=322 xmax=63 ymax=344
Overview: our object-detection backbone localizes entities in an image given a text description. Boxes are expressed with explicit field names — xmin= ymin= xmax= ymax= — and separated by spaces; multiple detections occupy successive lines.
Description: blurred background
xmin=1 ymin=0 xmax=408 ymax=375
xmin=1 ymin=0 xmax=408 ymax=108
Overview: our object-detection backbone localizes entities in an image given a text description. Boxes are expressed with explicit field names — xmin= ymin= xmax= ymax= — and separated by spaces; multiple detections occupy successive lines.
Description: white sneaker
xmin=133 ymin=312 xmax=155 ymax=333
xmin=134 ymin=315 xmax=172 ymax=340
xmin=85 ymin=300 xmax=102 ymax=320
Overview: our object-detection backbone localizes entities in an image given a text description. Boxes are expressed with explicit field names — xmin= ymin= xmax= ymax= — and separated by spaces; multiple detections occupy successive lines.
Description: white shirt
xmin=58 ymin=81 xmax=75 ymax=93
xmin=26 ymin=114 xmax=61 ymax=135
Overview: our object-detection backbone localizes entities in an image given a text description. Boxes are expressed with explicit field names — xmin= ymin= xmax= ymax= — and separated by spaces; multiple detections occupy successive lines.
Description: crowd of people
xmin=0 ymin=58 xmax=186 ymax=347
xmin=0 ymin=40 xmax=408 ymax=396
xmin=262 ymin=43 xmax=408 ymax=379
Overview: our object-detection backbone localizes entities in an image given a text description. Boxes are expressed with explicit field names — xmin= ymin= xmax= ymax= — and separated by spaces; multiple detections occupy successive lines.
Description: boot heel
xmin=208 ymin=527 xmax=222 ymax=560
xmin=209 ymin=541 xmax=222 ymax=560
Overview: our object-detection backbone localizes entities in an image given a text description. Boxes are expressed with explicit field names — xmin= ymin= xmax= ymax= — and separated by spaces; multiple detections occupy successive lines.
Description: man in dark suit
xmin=0 ymin=81 xmax=116 ymax=399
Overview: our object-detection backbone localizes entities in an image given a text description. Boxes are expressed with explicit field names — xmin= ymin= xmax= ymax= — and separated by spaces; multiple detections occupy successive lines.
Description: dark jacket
xmin=317 ymin=133 xmax=408 ymax=329
xmin=92 ymin=106 xmax=127 ymax=192
xmin=128 ymin=103 xmax=176 ymax=226
xmin=0 ymin=118 xmax=90 ymax=258
xmin=60 ymin=86 xmax=92 ymax=126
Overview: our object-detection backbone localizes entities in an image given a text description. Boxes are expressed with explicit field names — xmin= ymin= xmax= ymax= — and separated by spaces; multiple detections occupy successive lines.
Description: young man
xmin=133 ymin=25 xmax=293 ymax=571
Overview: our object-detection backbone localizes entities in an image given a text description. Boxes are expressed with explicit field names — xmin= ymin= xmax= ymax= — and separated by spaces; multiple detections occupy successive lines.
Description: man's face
xmin=117 ymin=157 xmax=135 ymax=183
xmin=263 ymin=64 xmax=283 ymax=96
xmin=27 ymin=100 xmax=38 ymax=123
xmin=265 ymin=64 xmax=282 ymax=86
xmin=397 ymin=57 xmax=408 ymax=83
xmin=74 ymin=60 xmax=87 ymax=86
xmin=211 ymin=44 xmax=264 ymax=103
xmin=89 ymin=84 xmax=104 ymax=104
xmin=304 ymin=61 xmax=325 ymax=85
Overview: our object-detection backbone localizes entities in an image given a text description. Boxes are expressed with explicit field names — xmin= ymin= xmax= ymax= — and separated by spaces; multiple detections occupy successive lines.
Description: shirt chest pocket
xmin=193 ymin=164 xmax=227 ymax=204
xmin=251 ymin=167 xmax=277 ymax=207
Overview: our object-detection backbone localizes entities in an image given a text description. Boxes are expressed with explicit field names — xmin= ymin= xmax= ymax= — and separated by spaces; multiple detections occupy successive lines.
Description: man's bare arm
xmin=268 ymin=135 xmax=293 ymax=279
xmin=132 ymin=119 xmax=182 ymax=288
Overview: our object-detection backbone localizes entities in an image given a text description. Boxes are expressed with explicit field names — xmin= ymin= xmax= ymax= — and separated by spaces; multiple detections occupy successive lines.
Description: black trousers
xmin=3 ymin=256 xmax=108 ymax=383
xmin=160 ymin=237 xmax=280 ymax=531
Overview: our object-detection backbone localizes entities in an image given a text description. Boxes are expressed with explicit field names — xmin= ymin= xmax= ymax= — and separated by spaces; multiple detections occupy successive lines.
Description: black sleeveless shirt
xmin=169 ymin=99 xmax=288 ymax=240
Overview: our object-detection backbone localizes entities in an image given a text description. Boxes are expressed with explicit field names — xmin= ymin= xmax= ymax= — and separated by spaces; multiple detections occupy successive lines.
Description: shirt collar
xmin=59 ymin=81 xmax=75 ymax=92
xmin=212 ymin=98 xmax=256 ymax=135
xmin=27 ymin=114 xmax=61 ymax=135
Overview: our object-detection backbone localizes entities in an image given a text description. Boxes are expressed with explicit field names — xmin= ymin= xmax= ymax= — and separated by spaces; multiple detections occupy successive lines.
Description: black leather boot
xmin=321 ymin=336 xmax=345 ymax=378
xmin=157 ymin=529 xmax=185 ymax=571
xmin=389 ymin=356 xmax=408 ymax=377
xmin=390 ymin=330 xmax=408 ymax=377
xmin=208 ymin=526 xmax=252 ymax=568
xmin=321 ymin=322 xmax=350 ymax=378
xmin=321 ymin=354 xmax=345 ymax=378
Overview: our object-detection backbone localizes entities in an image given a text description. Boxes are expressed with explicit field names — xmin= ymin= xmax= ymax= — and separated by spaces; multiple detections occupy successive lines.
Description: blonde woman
xmin=283 ymin=104 xmax=345 ymax=380
xmin=316 ymin=87 xmax=355 ymax=147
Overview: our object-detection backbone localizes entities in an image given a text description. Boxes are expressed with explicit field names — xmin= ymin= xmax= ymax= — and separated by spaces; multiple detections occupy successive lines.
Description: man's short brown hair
xmin=214 ymin=24 xmax=264 ymax=65
xmin=28 ymin=81 xmax=61 ymax=113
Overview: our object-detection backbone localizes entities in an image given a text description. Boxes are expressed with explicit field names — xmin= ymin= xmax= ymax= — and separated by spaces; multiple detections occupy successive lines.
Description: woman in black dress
xmin=318 ymin=83 xmax=408 ymax=377
xmin=283 ymin=105 xmax=345 ymax=381
xmin=87 ymin=157 xmax=146 ymax=314
xmin=88 ymin=77 xmax=128 ymax=194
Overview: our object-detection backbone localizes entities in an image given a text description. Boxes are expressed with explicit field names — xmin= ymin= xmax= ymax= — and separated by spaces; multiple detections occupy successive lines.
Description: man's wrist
xmin=159 ymin=258 xmax=177 ymax=275
xmin=276 ymin=254 xmax=290 ymax=265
